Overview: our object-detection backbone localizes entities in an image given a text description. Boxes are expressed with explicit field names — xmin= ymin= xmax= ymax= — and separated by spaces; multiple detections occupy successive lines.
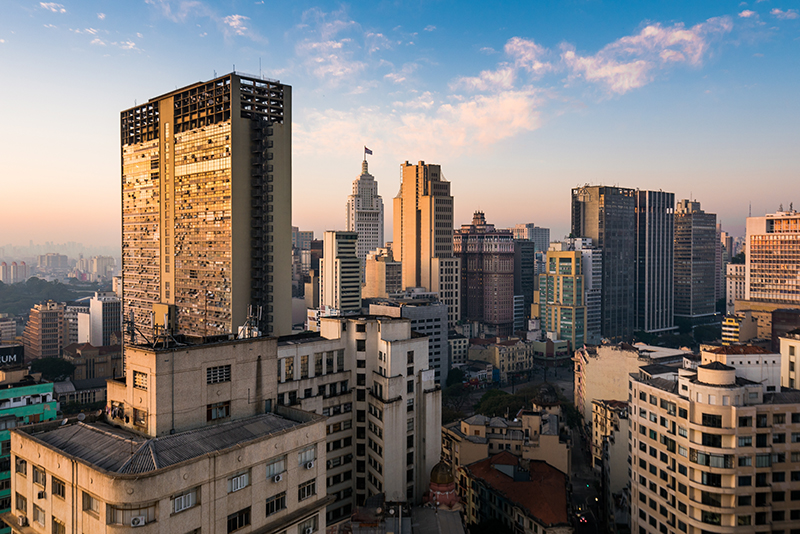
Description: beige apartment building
xmin=22 ymin=302 xmax=67 ymax=360
xmin=629 ymin=359 xmax=800 ymax=534
xmin=362 ymin=247 xmax=401 ymax=299
xmin=276 ymin=316 xmax=442 ymax=525
xmin=442 ymin=404 xmax=571 ymax=475
xmin=4 ymin=334 xmax=330 ymax=534
xmin=779 ymin=330 xmax=800 ymax=389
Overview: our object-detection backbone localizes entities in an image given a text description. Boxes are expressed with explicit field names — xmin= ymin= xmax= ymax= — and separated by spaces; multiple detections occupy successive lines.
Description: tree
xmin=561 ymin=402 xmax=583 ymax=429
xmin=694 ymin=324 xmax=721 ymax=344
xmin=730 ymin=251 xmax=745 ymax=264
xmin=442 ymin=406 xmax=466 ymax=425
xmin=446 ymin=367 xmax=465 ymax=387
xmin=30 ymin=358 xmax=76 ymax=381
xmin=475 ymin=390 xmax=526 ymax=418
xmin=443 ymin=383 xmax=470 ymax=412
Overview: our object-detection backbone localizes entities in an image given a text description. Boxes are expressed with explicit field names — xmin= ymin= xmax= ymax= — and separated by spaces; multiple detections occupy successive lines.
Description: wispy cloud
xmin=97 ymin=13 xmax=106 ymax=20
xmin=294 ymin=8 xmax=368 ymax=82
xmin=771 ymin=8 xmax=799 ymax=19
xmin=145 ymin=0 xmax=266 ymax=42
xmin=562 ymin=16 xmax=732 ymax=94
xmin=739 ymin=10 xmax=758 ymax=18
xmin=222 ymin=14 xmax=249 ymax=35
xmin=90 ymin=38 xmax=106 ymax=46
xmin=384 ymin=63 xmax=418 ymax=84
xmin=505 ymin=37 xmax=552 ymax=75
xmin=40 ymin=2 xmax=66 ymax=13
xmin=424 ymin=25 xmax=436 ymax=32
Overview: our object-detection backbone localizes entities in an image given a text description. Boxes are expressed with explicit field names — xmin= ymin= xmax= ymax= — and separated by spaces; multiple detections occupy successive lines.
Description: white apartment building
xmin=320 ymin=231 xmax=361 ymax=314
xmin=726 ymin=263 xmax=745 ymax=314
xmin=276 ymin=315 xmax=442 ymax=525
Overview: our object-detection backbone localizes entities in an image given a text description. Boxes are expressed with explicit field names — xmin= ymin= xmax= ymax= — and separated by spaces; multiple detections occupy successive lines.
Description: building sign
xmin=0 ymin=345 xmax=23 ymax=366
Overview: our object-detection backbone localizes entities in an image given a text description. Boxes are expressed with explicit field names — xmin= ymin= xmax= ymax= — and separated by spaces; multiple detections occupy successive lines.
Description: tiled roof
xmin=465 ymin=451 xmax=569 ymax=527
xmin=704 ymin=345 xmax=771 ymax=355
xmin=33 ymin=413 xmax=302 ymax=475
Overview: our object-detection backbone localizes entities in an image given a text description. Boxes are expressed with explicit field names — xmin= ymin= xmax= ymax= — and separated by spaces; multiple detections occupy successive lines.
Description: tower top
xmin=362 ymin=159 xmax=369 ymax=175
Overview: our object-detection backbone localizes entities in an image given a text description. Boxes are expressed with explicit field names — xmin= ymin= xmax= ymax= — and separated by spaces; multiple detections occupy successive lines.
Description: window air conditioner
xmin=305 ymin=461 xmax=315 ymax=469
xmin=131 ymin=516 xmax=146 ymax=527
xmin=305 ymin=528 xmax=314 ymax=534
xmin=37 ymin=491 xmax=46 ymax=499
xmin=18 ymin=516 xmax=28 ymax=527
xmin=273 ymin=474 xmax=282 ymax=483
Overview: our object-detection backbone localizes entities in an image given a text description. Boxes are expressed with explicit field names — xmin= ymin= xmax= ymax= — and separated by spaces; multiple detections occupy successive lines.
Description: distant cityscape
xmin=0 ymin=70 xmax=798 ymax=534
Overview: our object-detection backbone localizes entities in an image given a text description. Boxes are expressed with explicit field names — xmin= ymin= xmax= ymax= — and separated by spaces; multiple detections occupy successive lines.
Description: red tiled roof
xmin=465 ymin=451 xmax=569 ymax=526
xmin=705 ymin=345 xmax=771 ymax=355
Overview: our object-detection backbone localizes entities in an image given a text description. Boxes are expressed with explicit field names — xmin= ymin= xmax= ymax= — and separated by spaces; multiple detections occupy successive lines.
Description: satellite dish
xmin=77 ymin=413 xmax=86 ymax=421
xmin=61 ymin=419 xmax=68 ymax=426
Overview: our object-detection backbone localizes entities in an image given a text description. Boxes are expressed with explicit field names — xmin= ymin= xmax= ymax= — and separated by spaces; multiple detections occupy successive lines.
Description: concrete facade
xmin=345 ymin=159 xmax=384 ymax=280
xmin=320 ymin=231 xmax=361 ymax=314
xmin=362 ymin=248 xmax=401 ymax=299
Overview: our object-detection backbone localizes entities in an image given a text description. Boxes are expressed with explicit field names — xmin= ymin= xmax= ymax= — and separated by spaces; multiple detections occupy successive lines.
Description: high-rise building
xmin=0 ymin=317 xmax=16 ymax=342
xmin=513 ymin=223 xmax=550 ymax=253
xmin=9 ymin=261 xmax=28 ymax=284
xmin=276 ymin=316 xmax=442 ymax=523
xmin=65 ymin=301 xmax=89 ymax=345
xmin=674 ymin=199 xmax=718 ymax=325
xmin=346 ymin=159 xmax=384 ymax=278
xmin=629 ymin=348 xmax=800 ymax=534
xmin=22 ymin=301 xmax=67 ymax=359
xmin=87 ymin=291 xmax=122 ymax=346
xmin=726 ymin=263 xmax=745 ymax=314
xmin=292 ymin=227 xmax=314 ymax=250
xmin=0 ymin=262 xmax=8 ymax=284
xmin=393 ymin=161 xmax=460 ymax=325
xmin=121 ymin=73 xmax=292 ymax=341
xmin=513 ymin=240 xmax=537 ymax=320
xmin=746 ymin=208 xmax=800 ymax=304
xmin=320 ymin=231 xmax=361 ymax=314
xmin=454 ymin=211 xmax=515 ymax=336
xmin=540 ymin=247 xmax=586 ymax=349
xmin=363 ymin=247 xmax=402 ymax=299
xmin=635 ymin=190 xmax=675 ymax=333
xmin=571 ymin=186 xmax=637 ymax=342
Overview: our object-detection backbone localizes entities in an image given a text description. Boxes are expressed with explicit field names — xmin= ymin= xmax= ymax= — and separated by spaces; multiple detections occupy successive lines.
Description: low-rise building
xmin=700 ymin=344 xmax=781 ymax=388
xmin=780 ymin=329 xmax=800 ymax=388
xmin=457 ymin=451 xmax=572 ymax=534
xmin=61 ymin=343 xmax=122 ymax=381
xmin=721 ymin=311 xmax=758 ymax=345
xmin=448 ymin=331 xmax=468 ymax=367
xmin=591 ymin=400 xmax=630 ymax=533
xmin=468 ymin=337 xmax=533 ymax=383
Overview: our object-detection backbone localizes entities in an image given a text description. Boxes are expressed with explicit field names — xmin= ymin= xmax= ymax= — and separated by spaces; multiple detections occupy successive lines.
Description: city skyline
xmin=2 ymin=0 xmax=799 ymax=247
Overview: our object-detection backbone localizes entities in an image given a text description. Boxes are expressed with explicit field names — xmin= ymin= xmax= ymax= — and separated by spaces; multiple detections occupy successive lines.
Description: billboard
xmin=0 ymin=344 xmax=24 ymax=366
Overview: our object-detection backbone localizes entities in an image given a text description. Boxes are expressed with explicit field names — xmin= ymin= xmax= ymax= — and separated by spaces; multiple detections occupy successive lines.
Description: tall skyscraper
xmin=346 ymin=159 xmax=384 ymax=278
xmin=23 ymin=301 xmax=67 ymax=359
xmin=454 ymin=211 xmax=515 ymax=336
xmin=513 ymin=239 xmax=537 ymax=318
xmin=88 ymin=291 xmax=123 ymax=346
xmin=571 ymin=186 xmax=636 ymax=342
xmin=121 ymin=73 xmax=292 ymax=341
xmin=674 ymin=199 xmax=717 ymax=325
xmin=635 ymin=190 xmax=675 ymax=333
xmin=746 ymin=207 xmax=800 ymax=304
xmin=540 ymin=247 xmax=586 ymax=348
xmin=393 ymin=161 xmax=460 ymax=325
xmin=320 ymin=231 xmax=361 ymax=314
xmin=513 ymin=223 xmax=550 ymax=253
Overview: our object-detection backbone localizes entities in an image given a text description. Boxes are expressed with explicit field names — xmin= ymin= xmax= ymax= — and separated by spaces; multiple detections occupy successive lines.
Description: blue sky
xmin=1 ymin=0 xmax=798 ymax=247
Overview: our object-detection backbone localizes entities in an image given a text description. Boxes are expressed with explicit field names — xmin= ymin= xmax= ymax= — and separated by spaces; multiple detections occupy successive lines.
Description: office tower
xmin=363 ymin=247 xmax=402 ymax=299
xmin=121 ymin=73 xmax=292 ymax=341
xmin=292 ymin=227 xmax=314 ymax=250
xmin=513 ymin=223 xmax=550 ymax=253
xmin=726 ymin=264 xmax=745 ymax=314
xmin=674 ymin=200 xmax=718 ymax=325
xmin=22 ymin=301 xmax=67 ymax=359
xmin=369 ymin=298 xmax=450 ymax=384
xmin=393 ymin=161 xmax=460 ymax=325
xmin=629 ymin=347 xmax=799 ymax=534
xmin=540 ymin=247 xmax=586 ymax=349
xmin=635 ymin=190 xmax=675 ymax=333
xmin=346 ymin=158 xmax=384 ymax=278
xmin=571 ymin=186 xmax=636 ymax=342
xmin=12 ymin=335 xmax=330 ymax=534
xmin=454 ymin=211 xmax=515 ymax=336
xmin=86 ymin=291 xmax=122 ymax=346
xmin=320 ymin=231 xmax=361 ymax=314
xmin=746 ymin=208 xmax=800 ymax=304
xmin=513 ymin=240 xmax=537 ymax=320
xmin=277 ymin=316 xmax=442 ymax=522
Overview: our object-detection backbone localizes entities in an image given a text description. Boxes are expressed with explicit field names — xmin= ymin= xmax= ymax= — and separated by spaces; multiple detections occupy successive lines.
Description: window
xmin=133 ymin=371 xmax=148 ymax=390
xmin=266 ymin=492 xmax=286 ymax=516
xmin=207 ymin=365 xmax=231 ymax=384
xmin=266 ymin=455 xmax=286 ymax=477
xmin=52 ymin=518 xmax=66 ymax=534
xmin=173 ymin=488 xmax=197 ymax=514
xmin=737 ymin=515 xmax=751 ymax=526
xmin=298 ymin=515 xmax=318 ymax=534
xmin=285 ymin=358 xmax=295 ymax=381
xmin=207 ymin=401 xmax=230 ymax=421
xmin=227 ymin=507 xmax=251 ymax=533
xmin=33 ymin=466 xmax=46 ymax=487
xmin=229 ymin=472 xmax=249 ymax=493
xmin=15 ymin=492 xmax=26 ymax=512
xmin=356 ymin=340 xmax=366 ymax=352
xmin=15 ymin=457 xmax=27 ymax=475
xmin=407 ymin=380 xmax=414 ymax=394
xmin=107 ymin=502 xmax=156 ymax=525
xmin=133 ymin=408 xmax=147 ymax=427
xmin=33 ymin=504 xmax=45 ymax=525
xmin=83 ymin=491 xmax=100 ymax=514
xmin=299 ymin=446 xmax=316 ymax=465
xmin=52 ymin=477 xmax=66 ymax=498
xmin=299 ymin=480 xmax=316 ymax=501
xmin=702 ymin=414 xmax=722 ymax=428
xmin=739 ymin=416 xmax=752 ymax=427
xmin=738 ymin=436 xmax=752 ymax=447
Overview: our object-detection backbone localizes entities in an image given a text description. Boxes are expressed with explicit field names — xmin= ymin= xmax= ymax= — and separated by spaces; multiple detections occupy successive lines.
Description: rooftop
xmin=19 ymin=411 xmax=311 ymax=475
xmin=699 ymin=361 xmax=735 ymax=371
xmin=465 ymin=451 xmax=569 ymax=527
xmin=639 ymin=363 xmax=679 ymax=376
xmin=703 ymin=345 xmax=772 ymax=355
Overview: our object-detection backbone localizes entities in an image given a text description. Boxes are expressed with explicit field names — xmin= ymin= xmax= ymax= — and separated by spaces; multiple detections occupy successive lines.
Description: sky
xmin=1 ymin=0 xmax=799 ymax=249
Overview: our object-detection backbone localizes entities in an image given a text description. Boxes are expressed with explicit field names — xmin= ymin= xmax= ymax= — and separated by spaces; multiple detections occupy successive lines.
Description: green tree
xmin=30 ymin=358 xmax=76 ymax=381
xmin=561 ymin=402 xmax=583 ymax=429
xmin=694 ymin=324 xmax=721 ymax=344
xmin=475 ymin=390 xmax=526 ymax=418
xmin=442 ymin=406 xmax=465 ymax=425
xmin=731 ymin=251 xmax=745 ymax=264
xmin=446 ymin=367 xmax=465 ymax=387
xmin=443 ymin=383 xmax=470 ymax=412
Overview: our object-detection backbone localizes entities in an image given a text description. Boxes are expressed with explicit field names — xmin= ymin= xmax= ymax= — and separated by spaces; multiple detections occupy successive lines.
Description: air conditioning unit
xmin=18 ymin=516 xmax=28 ymax=527
xmin=131 ymin=516 xmax=146 ymax=527
xmin=273 ymin=474 xmax=283 ymax=483
xmin=305 ymin=528 xmax=314 ymax=534
xmin=305 ymin=461 xmax=315 ymax=469
xmin=37 ymin=491 xmax=46 ymax=499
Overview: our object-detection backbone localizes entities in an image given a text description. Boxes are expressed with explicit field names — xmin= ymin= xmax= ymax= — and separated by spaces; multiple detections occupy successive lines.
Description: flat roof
xmin=23 ymin=412 xmax=306 ymax=475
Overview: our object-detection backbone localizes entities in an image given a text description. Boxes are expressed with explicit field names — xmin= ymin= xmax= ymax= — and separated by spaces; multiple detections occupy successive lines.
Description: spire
xmin=362 ymin=159 xmax=369 ymax=175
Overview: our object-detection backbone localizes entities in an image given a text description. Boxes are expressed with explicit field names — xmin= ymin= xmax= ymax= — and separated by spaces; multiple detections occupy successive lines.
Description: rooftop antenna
xmin=749 ymin=202 xmax=752 ymax=217
xmin=259 ymin=57 xmax=262 ymax=78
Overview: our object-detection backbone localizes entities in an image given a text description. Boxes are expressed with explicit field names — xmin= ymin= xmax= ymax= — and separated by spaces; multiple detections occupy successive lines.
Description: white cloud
xmin=97 ymin=13 xmax=106 ymax=20
xmin=365 ymin=32 xmax=391 ymax=53
xmin=222 ymin=14 xmax=249 ymax=35
xmin=771 ymin=8 xmax=799 ymax=19
xmin=0 ymin=39 xmax=5 ymax=44
xmin=739 ymin=10 xmax=758 ymax=18
xmin=384 ymin=63 xmax=419 ymax=84
xmin=90 ymin=38 xmax=106 ymax=46
xmin=43 ymin=23 xmax=57 ymax=28
xmin=424 ymin=25 xmax=436 ymax=32
xmin=452 ymin=66 xmax=516 ymax=92
xmin=84 ymin=28 xmax=99 ymax=35
xmin=297 ymin=39 xmax=367 ymax=79
xmin=504 ymin=37 xmax=552 ymax=75
xmin=561 ymin=16 xmax=732 ymax=94
xmin=479 ymin=46 xmax=497 ymax=54
xmin=40 ymin=2 xmax=66 ymax=13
